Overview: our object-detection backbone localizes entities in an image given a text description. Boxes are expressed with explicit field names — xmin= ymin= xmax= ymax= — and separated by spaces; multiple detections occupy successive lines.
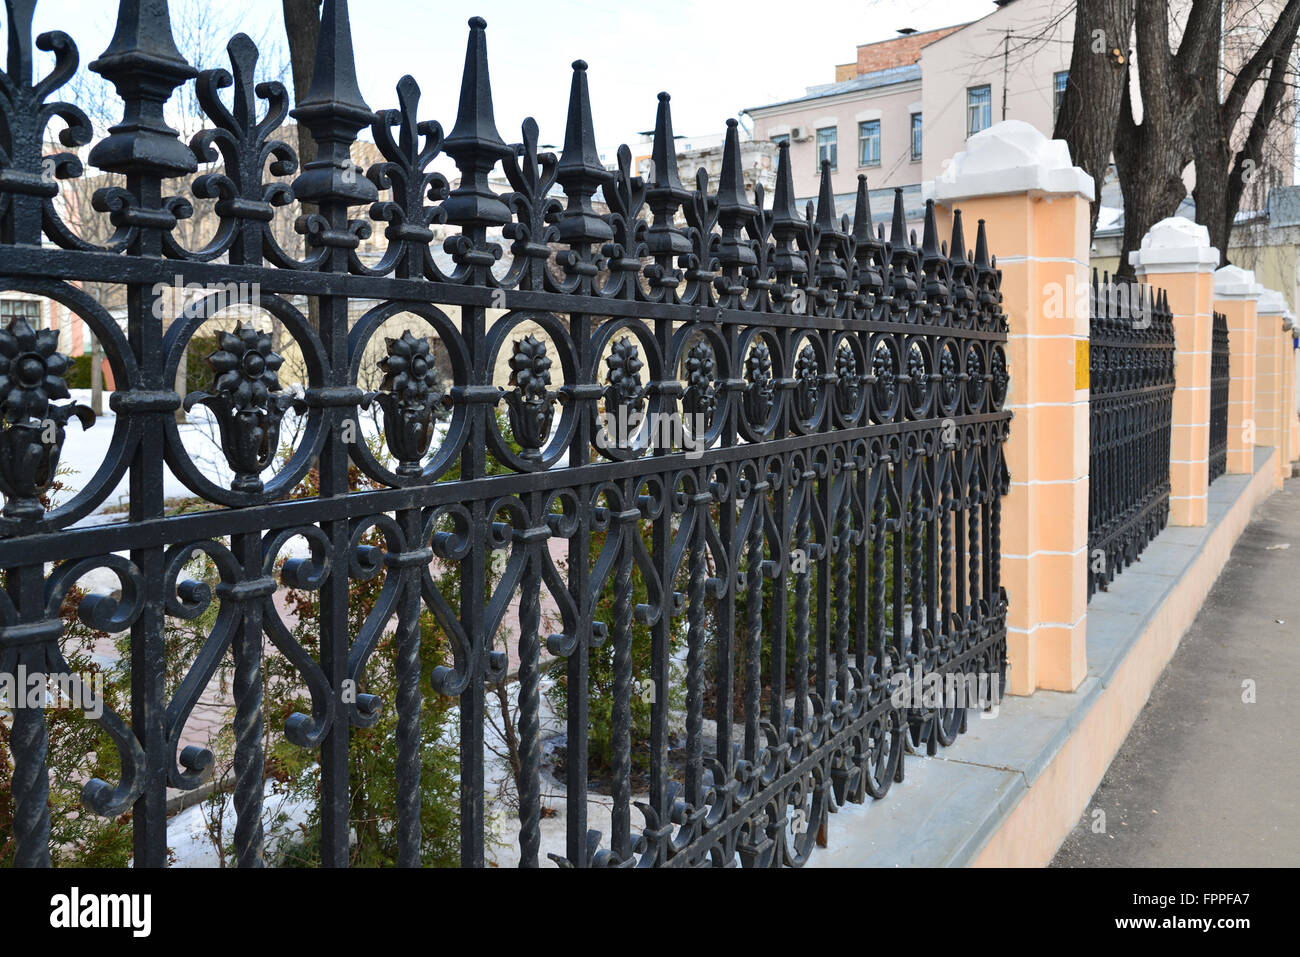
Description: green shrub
xmin=64 ymin=353 xmax=93 ymax=390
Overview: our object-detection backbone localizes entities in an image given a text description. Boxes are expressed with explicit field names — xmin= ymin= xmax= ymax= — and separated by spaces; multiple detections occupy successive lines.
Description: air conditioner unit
xmin=790 ymin=126 xmax=811 ymax=142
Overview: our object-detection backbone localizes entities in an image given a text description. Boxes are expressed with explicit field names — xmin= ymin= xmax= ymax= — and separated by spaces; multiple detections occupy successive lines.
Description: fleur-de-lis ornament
xmin=0 ymin=317 xmax=94 ymax=519
xmin=184 ymin=322 xmax=304 ymax=493
xmin=374 ymin=330 xmax=445 ymax=476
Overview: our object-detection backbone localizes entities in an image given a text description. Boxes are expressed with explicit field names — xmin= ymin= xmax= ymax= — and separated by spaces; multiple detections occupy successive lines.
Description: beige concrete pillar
xmin=1288 ymin=315 xmax=1299 ymax=466
xmin=1130 ymin=219 xmax=1219 ymax=526
xmin=933 ymin=120 xmax=1094 ymax=695
xmin=1212 ymin=266 xmax=1260 ymax=475
xmin=1256 ymin=291 xmax=1289 ymax=486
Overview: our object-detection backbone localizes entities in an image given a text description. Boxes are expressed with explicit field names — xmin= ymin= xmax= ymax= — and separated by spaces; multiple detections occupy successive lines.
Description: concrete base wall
xmin=971 ymin=448 xmax=1280 ymax=866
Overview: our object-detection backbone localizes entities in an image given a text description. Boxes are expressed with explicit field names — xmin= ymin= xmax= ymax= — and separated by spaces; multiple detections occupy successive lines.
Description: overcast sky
xmin=27 ymin=0 xmax=1001 ymax=160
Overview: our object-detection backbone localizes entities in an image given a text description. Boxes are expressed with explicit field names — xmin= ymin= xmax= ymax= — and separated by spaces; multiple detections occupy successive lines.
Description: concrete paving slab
xmin=1053 ymin=479 xmax=1300 ymax=867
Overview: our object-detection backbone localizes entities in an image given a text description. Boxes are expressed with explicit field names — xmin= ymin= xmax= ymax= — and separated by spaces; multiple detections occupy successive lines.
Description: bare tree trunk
xmin=1053 ymin=0 xmax=1136 ymax=237
xmin=1192 ymin=0 xmax=1300 ymax=266
xmin=90 ymin=338 xmax=103 ymax=417
xmin=1113 ymin=0 xmax=1215 ymax=278
xmin=281 ymin=0 xmax=322 ymax=169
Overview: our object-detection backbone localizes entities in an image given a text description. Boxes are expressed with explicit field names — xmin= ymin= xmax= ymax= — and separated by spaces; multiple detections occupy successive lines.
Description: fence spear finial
xmin=289 ymin=0 xmax=376 ymax=207
xmin=717 ymin=118 xmax=757 ymax=268
xmin=718 ymin=119 xmax=755 ymax=217
xmin=648 ymin=92 xmax=687 ymax=196
xmin=441 ymin=17 xmax=511 ymax=228
xmin=555 ymin=59 xmax=613 ymax=245
xmin=921 ymin=198 xmax=942 ymax=257
xmin=814 ymin=159 xmax=840 ymax=234
xmin=889 ymin=188 xmax=907 ymax=246
xmin=4 ymin=0 xmax=37 ymax=85
xmin=298 ymin=0 xmax=369 ymax=119
xmin=89 ymin=0 xmax=198 ymax=178
xmin=644 ymin=93 xmax=691 ymax=259
xmin=770 ymin=139 xmax=800 ymax=230
xmin=852 ymin=174 xmax=874 ymax=244
xmin=949 ymin=208 xmax=967 ymax=262
xmin=974 ymin=217 xmax=991 ymax=268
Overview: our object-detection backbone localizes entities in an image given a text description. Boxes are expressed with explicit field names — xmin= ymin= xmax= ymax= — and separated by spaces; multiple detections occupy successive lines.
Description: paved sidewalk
xmin=1052 ymin=477 xmax=1300 ymax=867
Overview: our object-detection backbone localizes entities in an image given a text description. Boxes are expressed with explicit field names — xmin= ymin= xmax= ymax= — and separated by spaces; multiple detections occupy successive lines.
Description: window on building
xmin=910 ymin=113 xmax=922 ymax=160
xmin=1 ymin=298 xmax=41 ymax=325
xmin=1054 ymin=71 xmax=1069 ymax=123
xmin=816 ymin=126 xmax=837 ymax=170
xmin=967 ymin=85 xmax=992 ymax=137
xmin=858 ymin=120 xmax=881 ymax=167
xmin=770 ymin=132 xmax=790 ymax=147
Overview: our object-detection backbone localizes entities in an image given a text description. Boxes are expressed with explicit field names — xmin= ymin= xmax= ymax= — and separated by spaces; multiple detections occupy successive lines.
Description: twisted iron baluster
xmin=834 ymin=492 xmax=851 ymax=706
xmin=792 ymin=483 xmax=811 ymax=735
xmin=610 ymin=505 xmax=636 ymax=859
xmin=395 ymin=513 xmax=425 ymax=867
xmin=232 ymin=612 xmax=265 ymax=867
xmin=10 ymin=687 xmax=50 ymax=867
xmin=516 ymin=504 xmax=544 ymax=868
xmin=685 ymin=487 xmax=708 ymax=809
xmin=744 ymin=482 xmax=765 ymax=762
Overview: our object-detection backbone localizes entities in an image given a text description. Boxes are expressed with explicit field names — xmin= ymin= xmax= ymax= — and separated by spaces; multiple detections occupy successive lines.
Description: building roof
xmin=744 ymin=63 xmax=922 ymax=115
xmin=794 ymin=182 xmax=925 ymax=228
xmin=834 ymin=23 xmax=971 ymax=80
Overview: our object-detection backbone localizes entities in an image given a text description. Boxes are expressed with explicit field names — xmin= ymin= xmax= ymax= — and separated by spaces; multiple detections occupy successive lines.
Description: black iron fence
xmin=1087 ymin=274 xmax=1175 ymax=599
xmin=0 ymin=0 xmax=1010 ymax=867
xmin=1209 ymin=312 xmax=1230 ymax=485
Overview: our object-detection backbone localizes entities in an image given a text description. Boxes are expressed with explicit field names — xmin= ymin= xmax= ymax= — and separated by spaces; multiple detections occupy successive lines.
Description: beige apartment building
xmin=743 ymin=1 xmax=1075 ymax=228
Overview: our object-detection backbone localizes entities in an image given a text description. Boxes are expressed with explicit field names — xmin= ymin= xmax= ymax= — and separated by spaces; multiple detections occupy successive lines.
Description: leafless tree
xmin=1191 ymin=0 xmax=1300 ymax=266
xmin=1053 ymin=0 xmax=1135 ymax=236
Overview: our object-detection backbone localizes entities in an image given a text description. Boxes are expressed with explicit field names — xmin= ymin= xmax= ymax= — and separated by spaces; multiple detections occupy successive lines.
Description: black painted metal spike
xmin=921 ymin=199 xmax=941 ymax=257
xmin=890 ymin=188 xmax=908 ymax=245
xmin=770 ymin=140 xmax=801 ymax=229
xmin=647 ymin=93 xmax=688 ymax=197
xmin=297 ymin=0 xmax=369 ymax=121
xmin=716 ymin=118 xmax=757 ymax=269
xmin=557 ymin=60 xmax=605 ymax=181
xmin=289 ymin=0 xmax=376 ymax=207
xmin=814 ymin=160 xmax=843 ymax=239
xmin=88 ymin=0 xmax=198 ymax=178
xmin=644 ymin=92 xmax=691 ymax=259
xmin=851 ymin=174 xmax=874 ymax=243
xmin=716 ymin=119 xmax=754 ymax=217
xmin=4 ymin=0 xmax=37 ymax=85
xmin=974 ymin=217 xmax=991 ymax=268
xmin=443 ymin=17 xmax=508 ymax=159
xmin=441 ymin=16 xmax=511 ymax=228
xmin=555 ymin=59 xmax=613 ymax=245
xmin=91 ymin=0 xmax=193 ymax=80
xmin=949 ymin=209 xmax=967 ymax=262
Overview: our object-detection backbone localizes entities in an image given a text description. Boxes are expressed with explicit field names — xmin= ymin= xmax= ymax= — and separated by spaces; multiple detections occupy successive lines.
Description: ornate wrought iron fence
xmin=1209 ymin=311 xmax=1229 ymax=485
xmin=1087 ymin=274 xmax=1175 ymax=599
xmin=0 ymin=0 xmax=1010 ymax=867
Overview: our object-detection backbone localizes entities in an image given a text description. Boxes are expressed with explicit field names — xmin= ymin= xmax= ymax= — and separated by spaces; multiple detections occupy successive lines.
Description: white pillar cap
xmin=1257 ymin=288 xmax=1289 ymax=315
xmin=1128 ymin=217 xmax=1220 ymax=275
xmin=1213 ymin=264 xmax=1262 ymax=298
xmin=932 ymin=120 xmax=1094 ymax=204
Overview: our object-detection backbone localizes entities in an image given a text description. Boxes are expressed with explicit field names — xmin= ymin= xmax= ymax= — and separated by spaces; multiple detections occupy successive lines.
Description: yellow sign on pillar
xmin=1075 ymin=339 xmax=1089 ymax=390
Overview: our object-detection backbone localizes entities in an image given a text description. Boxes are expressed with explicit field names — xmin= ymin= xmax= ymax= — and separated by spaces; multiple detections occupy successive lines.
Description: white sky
xmin=27 ymin=0 xmax=999 ymax=161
